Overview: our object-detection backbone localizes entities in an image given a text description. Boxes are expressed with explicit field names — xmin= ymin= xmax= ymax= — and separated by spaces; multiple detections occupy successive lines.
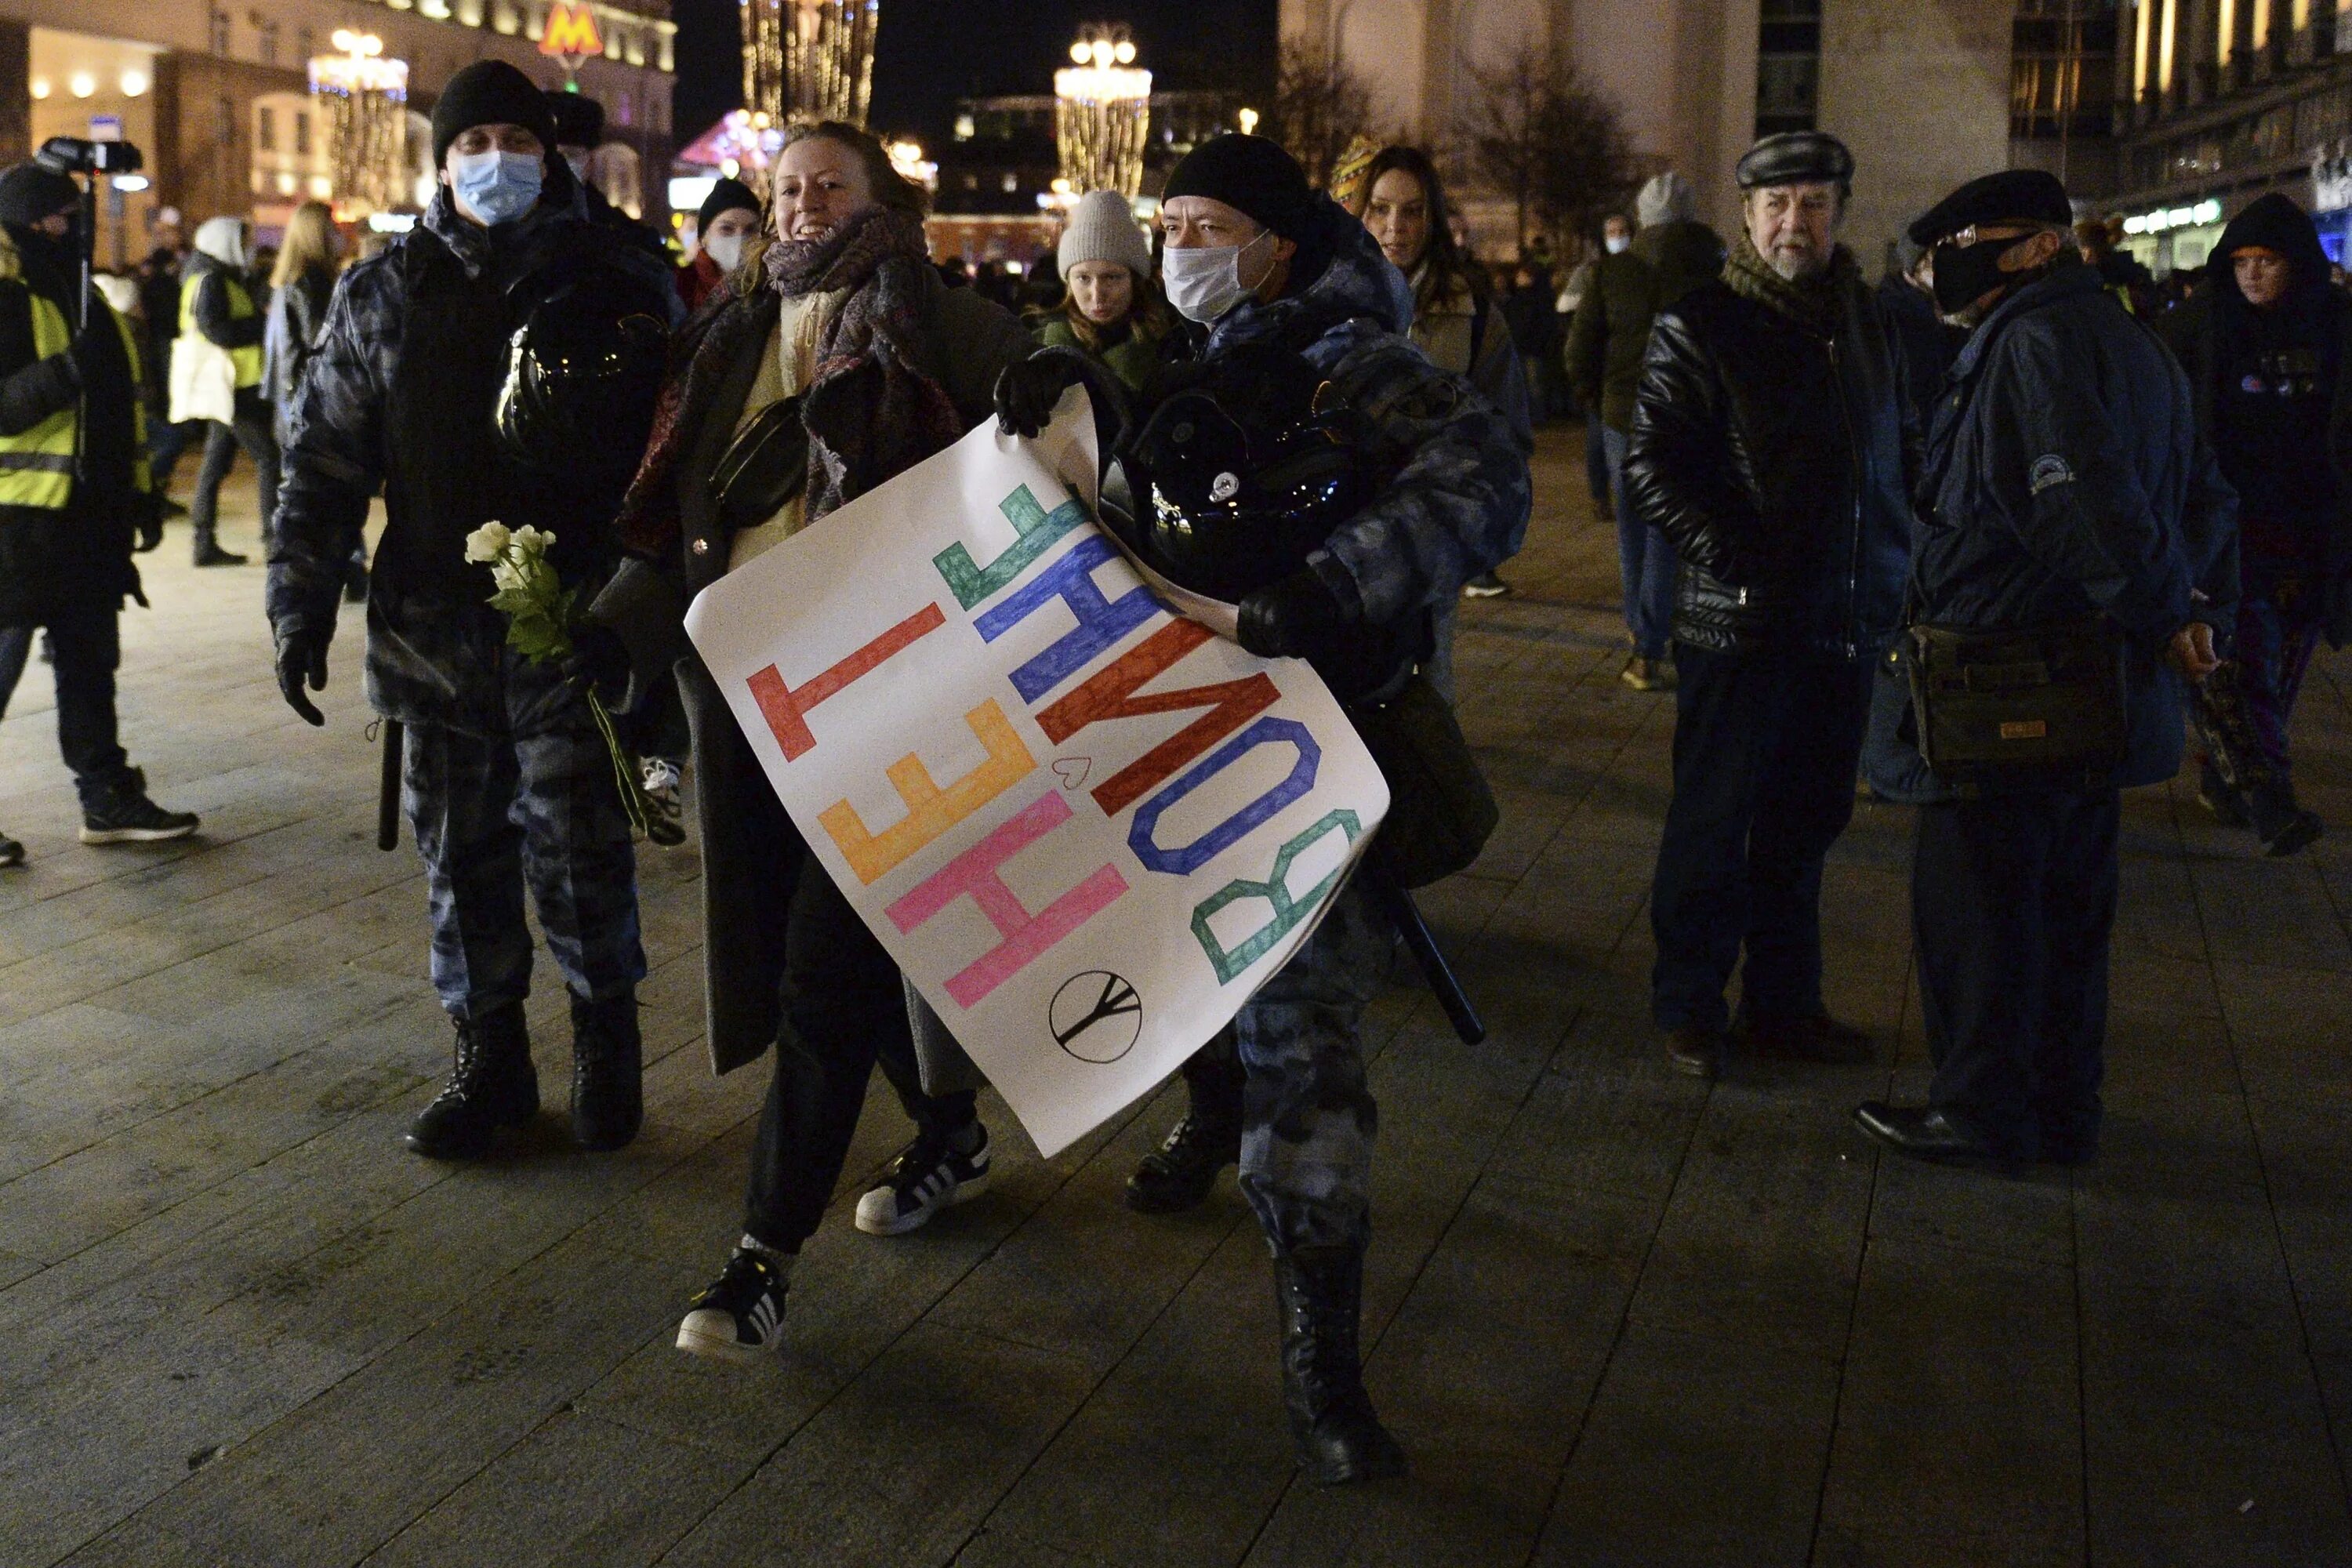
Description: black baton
xmin=376 ymin=719 xmax=403 ymax=851
xmin=1365 ymin=867 xmax=1486 ymax=1045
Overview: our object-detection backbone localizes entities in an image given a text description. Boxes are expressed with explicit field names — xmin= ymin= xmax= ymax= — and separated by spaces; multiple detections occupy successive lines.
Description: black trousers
xmin=1914 ymin=787 xmax=2118 ymax=1160
xmin=190 ymin=390 xmax=280 ymax=545
xmin=742 ymin=848 xmax=978 ymax=1253
xmin=1650 ymin=643 xmax=1873 ymax=1035
xmin=0 ymin=604 xmax=133 ymax=806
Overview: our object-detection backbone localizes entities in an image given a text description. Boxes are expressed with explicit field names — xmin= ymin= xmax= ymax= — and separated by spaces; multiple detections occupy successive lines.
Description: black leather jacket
xmin=1624 ymin=264 xmax=1918 ymax=660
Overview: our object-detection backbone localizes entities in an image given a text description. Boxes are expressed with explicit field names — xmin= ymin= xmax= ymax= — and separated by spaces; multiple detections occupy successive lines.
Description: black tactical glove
xmin=132 ymin=493 xmax=163 ymax=554
xmin=563 ymin=623 xmax=633 ymax=706
xmin=274 ymin=625 xmax=330 ymax=727
xmin=1237 ymin=567 xmax=1351 ymax=662
xmin=993 ymin=351 xmax=1083 ymax=439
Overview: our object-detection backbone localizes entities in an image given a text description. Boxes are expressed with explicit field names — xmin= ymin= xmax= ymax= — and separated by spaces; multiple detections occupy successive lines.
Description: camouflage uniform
xmin=1202 ymin=203 xmax=1531 ymax=1252
xmin=269 ymin=186 xmax=665 ymax=1019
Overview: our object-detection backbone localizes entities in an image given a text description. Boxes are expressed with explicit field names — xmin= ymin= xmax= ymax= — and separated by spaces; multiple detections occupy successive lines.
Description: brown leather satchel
xmin=1904 ymin=614 xmax=2129 ymax=790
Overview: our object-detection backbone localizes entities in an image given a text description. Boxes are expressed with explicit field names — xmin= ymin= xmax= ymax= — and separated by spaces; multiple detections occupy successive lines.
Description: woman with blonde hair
xmin=263 ymin=199 xmax=354 ymax=590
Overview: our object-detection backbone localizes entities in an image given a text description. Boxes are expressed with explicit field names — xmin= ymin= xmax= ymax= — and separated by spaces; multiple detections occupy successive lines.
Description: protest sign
xmin=682 ymin=393 xmax=1390 ymax=1156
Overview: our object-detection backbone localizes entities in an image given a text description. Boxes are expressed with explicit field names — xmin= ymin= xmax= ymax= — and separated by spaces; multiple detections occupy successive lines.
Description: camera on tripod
xmin=35 ymin=136 xmax=143 ymax=178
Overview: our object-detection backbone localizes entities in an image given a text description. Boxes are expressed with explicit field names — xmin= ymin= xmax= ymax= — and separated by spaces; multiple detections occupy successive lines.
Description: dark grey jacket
xmin=1917 ymin=263 xmax=2239 ymax=789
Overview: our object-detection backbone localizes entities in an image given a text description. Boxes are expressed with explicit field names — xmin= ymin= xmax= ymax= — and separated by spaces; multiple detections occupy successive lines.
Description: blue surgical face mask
xmin=448 ymin=150 xmax=544 ymax=227
xmin=1163 ymin=228 xmax=1273 ymax=325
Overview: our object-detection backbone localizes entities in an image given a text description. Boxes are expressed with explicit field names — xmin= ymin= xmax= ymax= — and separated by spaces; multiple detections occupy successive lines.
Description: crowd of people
xmin=0 ymin=54 xmax=2343 ymax=1488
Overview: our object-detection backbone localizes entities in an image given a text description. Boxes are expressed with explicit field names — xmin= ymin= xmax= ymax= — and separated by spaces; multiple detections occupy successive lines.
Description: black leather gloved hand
xmin=132 ymin=493 xmax=163 ymax=554
xmin=993 ymin=352 xmax=1083 ymax=439
xmin=274 ymin=625 xmax=330 ymax=727
xmin=1237 ymin=567 xmax=1350 ymax=662
xmin=563 ymin=623 xmax=633 ymax=706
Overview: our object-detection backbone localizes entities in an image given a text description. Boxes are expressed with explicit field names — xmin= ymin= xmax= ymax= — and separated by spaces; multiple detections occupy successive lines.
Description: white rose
xmin=463 ymin=521 xmax=512 ymax=564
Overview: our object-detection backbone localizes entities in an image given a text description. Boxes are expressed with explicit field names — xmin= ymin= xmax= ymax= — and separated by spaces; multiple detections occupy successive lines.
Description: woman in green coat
xmin=1029 ymin=189 xmax=1175 ymax=391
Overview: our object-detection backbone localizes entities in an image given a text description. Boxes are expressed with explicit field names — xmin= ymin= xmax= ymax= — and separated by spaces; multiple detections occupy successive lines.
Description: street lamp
xmin=310 ymin=31 xmax=408 ymax=216
xmin=1054 ymin=25 xmax=1152 ymax=199
xmin=742 ymin=0 xmax=880 ymax=126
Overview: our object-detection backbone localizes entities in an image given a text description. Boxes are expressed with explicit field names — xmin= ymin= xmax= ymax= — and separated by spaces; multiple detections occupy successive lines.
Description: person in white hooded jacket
xmin=171 ymin=215 xmax=279 ymax=565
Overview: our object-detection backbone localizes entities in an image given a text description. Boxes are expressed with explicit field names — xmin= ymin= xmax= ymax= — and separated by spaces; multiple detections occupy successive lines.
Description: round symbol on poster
xmin=1049 ymin=971 xmax=1143 ymax=1064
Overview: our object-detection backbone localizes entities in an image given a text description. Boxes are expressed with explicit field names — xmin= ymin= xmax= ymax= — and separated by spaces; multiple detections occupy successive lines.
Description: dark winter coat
xmin=1624 ymin=245 xmax=1918 ymax=662
xmin=1876 ymin=271 xmax=1955 ymax=430
xmin=1917 ymin=261 xmax=2239 ymax=789
xmin=1564 ymin=224 xmax=1726 ymax=436
xmin=264 ymin=262 xmax=336 ymax=448
xmin=268 ymin=172 xmax=676 ymax=736
xmin=1635 ymin=220 xmax=1727 ymax=309
xmin=0 ymin=228 xmax=146 ymax=627
xmin=2158 ymin=266 xmax=2352 ymax=647
xmin=1033 ymin=309 xmax=1178 ymax=394
xmin=184 ymin=252 xmax=264 ymax=354
xmin=586 ymin=262 xmax=1029 ymax=1073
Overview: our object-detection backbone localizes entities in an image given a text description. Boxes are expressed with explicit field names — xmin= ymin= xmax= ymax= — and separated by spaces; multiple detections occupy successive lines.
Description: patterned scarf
xmin=1722 ymin=229 xmax=1860 ymax=336
xmin=617 ymin=204 xmax=961 ymax=557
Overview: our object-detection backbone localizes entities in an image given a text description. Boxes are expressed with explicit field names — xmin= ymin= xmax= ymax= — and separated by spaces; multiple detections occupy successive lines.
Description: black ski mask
xmin=1930 ymin=235 xmax=2015 ymax=316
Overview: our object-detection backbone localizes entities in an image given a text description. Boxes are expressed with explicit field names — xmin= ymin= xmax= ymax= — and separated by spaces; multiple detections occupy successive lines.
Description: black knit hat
xmin=1735 ymin=131 xmax=1854 ymax=191
xmin=1907 ymin=169 xmax=2074 ymax=246
xmin=696 ymin=176 xmax=760 ymax=234
xmin=0 ymin=162 xmax=79 ymax=227
xmin=543 ymin=88 xmax=605 ymax=150
xmin=1163 ymin=134 xmax=1314 ymax=239
xmin=430 ymin=60 xmax=560 ymax=169
xmin=2213 ymin=192 xmax=2328 ymax=284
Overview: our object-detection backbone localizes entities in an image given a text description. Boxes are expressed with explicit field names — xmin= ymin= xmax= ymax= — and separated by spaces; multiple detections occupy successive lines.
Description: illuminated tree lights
xmin=742 ymin=0 xmax=879 ymax=126
xmin=309 ymin=31 xmax=408 ymax=216
xmin=1055 ymin=27 xmax=1151 ymax=198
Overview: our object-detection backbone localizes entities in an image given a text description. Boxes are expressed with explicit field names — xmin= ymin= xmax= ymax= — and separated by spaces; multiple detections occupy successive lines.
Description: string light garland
xmin=309 ymin=31 xmax=408 ymax=216
xmin=742 ymin=0 xmax=879 ymax=125
xmin=1054 ymin=26 xmax=1151 ymax=198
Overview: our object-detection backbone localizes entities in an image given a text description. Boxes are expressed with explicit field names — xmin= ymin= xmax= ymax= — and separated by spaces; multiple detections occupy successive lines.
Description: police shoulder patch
xmin=2028 ymin=454 xmax=2075 ymax=495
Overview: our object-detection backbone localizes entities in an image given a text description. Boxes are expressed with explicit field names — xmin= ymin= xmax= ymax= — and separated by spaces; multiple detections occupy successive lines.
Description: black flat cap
xmin=1907 ymin=169 xmax=2073 ymax=246
xmin=1735 ymin=131 xmax=1854 ymax=191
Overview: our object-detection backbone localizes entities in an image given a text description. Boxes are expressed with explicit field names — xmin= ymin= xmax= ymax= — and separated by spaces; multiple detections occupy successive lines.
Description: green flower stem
xmin=587 ymin=690 xmax=654 ymax=840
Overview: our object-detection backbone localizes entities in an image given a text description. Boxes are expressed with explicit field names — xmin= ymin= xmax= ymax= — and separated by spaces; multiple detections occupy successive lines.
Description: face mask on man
xmin=1930 ymin=236 xmax=2016 ymax=317
xmin=1604 ymin=234 xmax=1631 ymax=255
xmin=703 ymin=231 xmax=747 ymax=274
xmin=448 ymin=150 xmax=544 ymax=227
xmin=1163 ymin=228 xmax=1274 ymax=325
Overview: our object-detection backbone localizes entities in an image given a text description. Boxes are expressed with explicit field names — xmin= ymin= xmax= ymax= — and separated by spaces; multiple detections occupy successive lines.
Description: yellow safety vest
xmin=179 ymin=267 xmax=264 ymax=390
xmin=0 ymin=285 xmax=152 ymax=510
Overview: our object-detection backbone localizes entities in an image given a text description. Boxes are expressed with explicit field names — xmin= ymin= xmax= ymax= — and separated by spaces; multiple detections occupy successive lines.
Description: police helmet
xmin=494 ymin=264 xmax=668 ymax=493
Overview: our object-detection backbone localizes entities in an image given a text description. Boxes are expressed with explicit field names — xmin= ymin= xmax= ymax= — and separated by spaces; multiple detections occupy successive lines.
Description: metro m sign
xmin=539 ymin=2 xmax=602 ymax=58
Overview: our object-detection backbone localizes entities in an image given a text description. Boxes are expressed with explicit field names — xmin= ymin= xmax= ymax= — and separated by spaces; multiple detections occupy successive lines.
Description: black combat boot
xmin=1126 ymin=1048 xmax=1243 ymax=1213
xmin=405 ymin=1004 xmax=537 ymax=1158
xmin=569 ymin=990 xmax=644 ymax=1152
xmin=1272 ymin=1243 xmax=1406 ymax=1485
xmin=190 ymin=526 xmax=247 ymax=568
xmin=2246 ymin=779 xmax=2325 ymax=858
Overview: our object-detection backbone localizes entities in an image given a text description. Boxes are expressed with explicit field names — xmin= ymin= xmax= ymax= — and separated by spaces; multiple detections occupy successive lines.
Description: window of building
xmin=256 ymin=17 xmax=281 ymax=67
xmin=1755 ymin=0 xmax=1821 ymax=136
xmin=294 ymin=110 xmax=310 ymax=156
xmin=256 ymin=105 xmax=275 ymax=153
xmin=209 ymin=7 xmax=232 ymax=56
xmin=298 ymin=27 xmax=315 ymax=62
xmin=2011 ymin=0 xmax=2118 ymax=142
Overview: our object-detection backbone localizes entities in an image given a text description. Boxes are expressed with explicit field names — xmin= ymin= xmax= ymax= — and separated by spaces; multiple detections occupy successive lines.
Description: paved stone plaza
xmin=2 ymin=434 xmax=2348 ymax=1567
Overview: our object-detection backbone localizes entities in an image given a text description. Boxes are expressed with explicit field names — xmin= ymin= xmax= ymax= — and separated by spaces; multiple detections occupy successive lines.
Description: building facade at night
xmin=0 ymin=0 xmax=677 ymax=266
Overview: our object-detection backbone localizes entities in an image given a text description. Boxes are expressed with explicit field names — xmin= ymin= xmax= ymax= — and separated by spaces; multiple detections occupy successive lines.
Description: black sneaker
xmin=0 ymin=829 xmax=23 ymax=868
xmin=1461 ymin=572 xmax=1512 ymax=600
xmin=855 ymin=1126 xmax=991 ymax=1236
xmin=1125 ymin=1112 xmax=1242 ymax=1213
xmin=79 ymin=781 xmax=199 ymax=844
xmin=677 ymin=1247 xmax=789 ymax=1363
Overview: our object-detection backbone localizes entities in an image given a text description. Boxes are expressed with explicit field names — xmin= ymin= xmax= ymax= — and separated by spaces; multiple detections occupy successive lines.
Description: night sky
xmin=670 ymin=0 xmax=1279 ymax=147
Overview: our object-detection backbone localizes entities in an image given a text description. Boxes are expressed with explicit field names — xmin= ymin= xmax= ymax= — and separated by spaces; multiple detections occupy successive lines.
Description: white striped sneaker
xmin=854 ymin=1126 xmax=992 ymax=1236
xmin=676 ymin=1247 xmax=788 ymax=1364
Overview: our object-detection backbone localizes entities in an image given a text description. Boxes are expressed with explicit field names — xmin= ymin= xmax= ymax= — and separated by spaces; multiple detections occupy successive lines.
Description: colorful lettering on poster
xmin=1129 ymin=718 xmax=1319 ymax=877
xmin=747 ymin=603 xmax=946 ymax=760
xmin=887 ymin=789 xmax=1130 ymax=1007
xmin=1189 ymin=811 xmax=1361 ymax=983
xmin=818 ymin=700 xmax=1037 ymax=885
xmin=933 ymin=485 xmax=1087 ymax=611
xmin=1036 ymin=620 xmax=1279 ymax=816
xmin=971 ymin=533 xmax=1161 ymax=702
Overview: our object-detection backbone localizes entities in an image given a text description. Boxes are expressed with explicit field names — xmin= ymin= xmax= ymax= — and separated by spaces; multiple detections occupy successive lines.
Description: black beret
xmin=1907 ymin=169 xmax=2074 ymax=246
xmin=697 ymin=176 xmax=760 ymax=234
xmin=543 ymin=88 xmax=606 ymax=149
xmin=0 ymin=162 xmax=79 ymax=227
xmin=430 ymin=60 xmax=559 ymax=169
xmin=1163 ymin=135 xmax=1313 ymax=239
xmin=1735 ymin=131 xmax=1855 ymax=191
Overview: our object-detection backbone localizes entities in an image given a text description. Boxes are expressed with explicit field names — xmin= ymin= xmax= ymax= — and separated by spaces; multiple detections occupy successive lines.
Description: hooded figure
xmin=2158 ymin=191 xmax=2349 ymax=856
xmin=172 ymin=213 xmax=278 ymax=564
xmin=267 ymin=57 xmax=679 ymax=1162
xmin=0 ymin=159 xmax=198 ymax=855
xmin=993 ymin=132 xmax=1530 ymax=1488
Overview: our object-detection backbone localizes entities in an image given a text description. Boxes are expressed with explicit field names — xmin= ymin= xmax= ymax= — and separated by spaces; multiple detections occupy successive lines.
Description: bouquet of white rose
xmin=464 ymin=521 xmax=653 ymax=837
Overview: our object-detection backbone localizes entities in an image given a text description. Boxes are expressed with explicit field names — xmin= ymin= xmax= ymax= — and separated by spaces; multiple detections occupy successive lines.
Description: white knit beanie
xmin=1057 ymin=191 xmax=1153 ymax=281
xmin=1636 ymin=172 xmax=1697 ymax=230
